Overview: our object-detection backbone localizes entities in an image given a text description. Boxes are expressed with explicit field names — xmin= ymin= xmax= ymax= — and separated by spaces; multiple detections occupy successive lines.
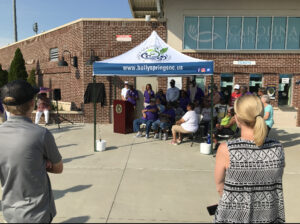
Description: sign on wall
xmin=281 ymin=78 xmax=290 ymax=84
xmin=116 ymin=35 xmax=132 ymax=42
xmin=233 ymin=61 xmax=256 ymax=65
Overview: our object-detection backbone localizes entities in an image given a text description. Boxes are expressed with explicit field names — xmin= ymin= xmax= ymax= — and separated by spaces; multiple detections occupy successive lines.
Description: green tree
xmin=0 ymin=64 xmax=8 ymax=87
xmin=27 ymin=69 xmax=36 ymax=86
xmin=8 ymin=48 xmax=28 ymax=82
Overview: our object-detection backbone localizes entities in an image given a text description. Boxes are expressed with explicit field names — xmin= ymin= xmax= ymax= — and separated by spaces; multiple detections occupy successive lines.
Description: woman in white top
xmin=171 ymin=103 xmax=199 ymax=145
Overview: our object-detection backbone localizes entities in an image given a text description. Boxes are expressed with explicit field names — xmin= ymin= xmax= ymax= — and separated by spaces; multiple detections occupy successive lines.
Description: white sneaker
xmin=154 ymin=133 xmax=159 ymax=139
xmin=145 ymin=134 xmax=149 ymax=139
xmin=162 ymin=133 xmax=168 ymax=141
xmin=135 ymin=132 xmax=142 ymax=138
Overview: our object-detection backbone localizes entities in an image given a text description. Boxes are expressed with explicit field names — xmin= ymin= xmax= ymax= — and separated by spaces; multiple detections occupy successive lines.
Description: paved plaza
xmin=0 ymin=110 xmax=300 ymax=223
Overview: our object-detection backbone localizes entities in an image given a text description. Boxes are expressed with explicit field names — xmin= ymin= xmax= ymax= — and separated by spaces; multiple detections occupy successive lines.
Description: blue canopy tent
xmin=92 ymin=31 xmax=215 ymax=151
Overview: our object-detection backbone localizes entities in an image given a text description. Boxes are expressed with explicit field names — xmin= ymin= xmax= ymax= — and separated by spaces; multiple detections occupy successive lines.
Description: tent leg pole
xmin=93 ymin=76 xmax=97 ymax=152
xmin=114 ymin=76 xmax=117 ymax=100
xmin=210 ymin=75 xmax=214 ymax=154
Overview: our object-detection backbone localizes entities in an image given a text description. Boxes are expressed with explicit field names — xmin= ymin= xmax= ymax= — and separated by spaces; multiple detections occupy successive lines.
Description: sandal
xmin=176 ymin=139 xmax=182 ymax=144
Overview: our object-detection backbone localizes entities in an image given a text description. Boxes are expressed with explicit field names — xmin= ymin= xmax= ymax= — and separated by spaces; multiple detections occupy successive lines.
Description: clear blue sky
xmin=0 ymin=0 xmax=132 ymax=47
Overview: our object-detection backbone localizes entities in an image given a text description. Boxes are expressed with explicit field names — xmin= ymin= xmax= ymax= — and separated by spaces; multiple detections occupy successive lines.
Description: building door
xmin=135 ymin=77 xmax=158 ymax=117
xmin=249 ymin=74 xmax=262 ymax=95
xmin=279 ymin=74 xmax=292 ymax=106
xmin=220 ymin=74 xmax=233 ymax=104
xmin=195 ymin=76 xmax=205 ymax=92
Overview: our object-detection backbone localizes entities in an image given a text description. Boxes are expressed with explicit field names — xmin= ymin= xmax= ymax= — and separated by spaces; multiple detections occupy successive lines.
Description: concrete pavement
xmin=0 ymin=116 xmax=300 ymax=223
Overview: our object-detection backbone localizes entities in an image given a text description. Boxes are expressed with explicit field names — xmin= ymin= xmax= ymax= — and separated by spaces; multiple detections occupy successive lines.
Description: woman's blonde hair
xmin=234 ymin=95 xmax=267 ymax=146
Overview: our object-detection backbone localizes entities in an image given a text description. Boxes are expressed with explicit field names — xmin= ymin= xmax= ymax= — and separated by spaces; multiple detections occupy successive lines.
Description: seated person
xmin=156 ymin=98 xmax=165 ymax=114
xmin=214 ymin=98 xmax=229 ymax=123
xmin=35 ymin=93 xmax=51 ymax=125
xmin=201 ymin=99 xmax=217 ymax=136
xmin=179 ymin=90 xmax=190 ymax=112
xmin=213 ymin=108 xmax=237 ymax=150
xmin=194 ymin=99 xmax=201 ymax=115
xmin=133 ymin=98 xmax=158 ymax=139
xmin=152 ymin=103 xmax=176 ymax=141
xmin=173 ymin=102 xmax=184 ymax=121
xmin=155 ymin=89 xmax=167 ymax=105
xmin=171 ymin=103 xmax=199 ymax=145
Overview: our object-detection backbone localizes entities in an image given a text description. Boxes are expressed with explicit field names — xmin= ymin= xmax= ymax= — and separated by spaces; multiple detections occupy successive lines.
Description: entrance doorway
xmin=278 ymin=74 xmax=292 ymax=106
xmin=220 ymin=74 xmax=233 ymax=104
xmin=249 ymin=74 xmax=262 ymax=95
xmin=135 ymin=77 xmax=158 ymax=118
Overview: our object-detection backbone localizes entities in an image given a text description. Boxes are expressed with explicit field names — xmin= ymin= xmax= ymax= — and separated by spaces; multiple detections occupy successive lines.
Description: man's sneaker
xmin=145 ymin=134 xmax=149 ymax=139
xmin=135 ymin=132 xmax=142 ymax=138
xmin=162 ymin=133 xmax=168 ymax=141
xmin=154 ymin=133 xmax=159 ymax=139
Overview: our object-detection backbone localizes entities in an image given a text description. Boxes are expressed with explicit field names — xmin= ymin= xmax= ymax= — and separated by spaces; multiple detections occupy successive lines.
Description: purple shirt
xmin=162 ymin=109 xmax=176 ymax=124
xmin=144 ymin=90 xmax=155 ymax=103
xmin=126 ymin=89 xmax=138 ymax=106
xmin=155 ymin=93 xmax=166 ymax=105
xmin=143 ymin=105 xmax=158 ymax=121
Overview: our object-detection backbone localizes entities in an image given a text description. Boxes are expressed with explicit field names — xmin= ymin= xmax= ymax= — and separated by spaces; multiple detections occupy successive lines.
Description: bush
xmin=8 ymin=48 xmax=28 ymax=82
xmin=27 ymin=69 xmax=36 ymax=86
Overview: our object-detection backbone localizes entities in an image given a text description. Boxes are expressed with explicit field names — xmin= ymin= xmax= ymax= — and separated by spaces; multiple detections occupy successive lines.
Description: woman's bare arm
xmin=215 ymin=143 xmax=230 ymax=196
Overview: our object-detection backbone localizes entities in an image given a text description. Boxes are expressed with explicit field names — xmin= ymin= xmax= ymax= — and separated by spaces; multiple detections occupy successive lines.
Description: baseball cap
xmin=1 ymin=80 xmax=40 ymax=106
xmin=234 ymin=84 xmax=240 ymax=90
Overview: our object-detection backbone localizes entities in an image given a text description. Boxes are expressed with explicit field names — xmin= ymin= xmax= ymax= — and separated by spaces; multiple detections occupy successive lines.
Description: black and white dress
xmin=215 ymin=138 xmax=285 ymax=223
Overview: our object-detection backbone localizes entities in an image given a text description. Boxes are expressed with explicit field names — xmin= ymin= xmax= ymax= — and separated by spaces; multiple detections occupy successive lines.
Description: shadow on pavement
xmin=49 ymin=125 xmax=84 ymax=134
xmin=62 ymin=154 xmax=93 ymax=164
xmin=60 ymin=216 xmax=90 ymax=223
xmin=58 ymin=144 xmax=78 ymax=149
xmin=53 ymin=185 xmax=92 ymax=200
xmin=270 ymin=128 xmax=300 ymax=148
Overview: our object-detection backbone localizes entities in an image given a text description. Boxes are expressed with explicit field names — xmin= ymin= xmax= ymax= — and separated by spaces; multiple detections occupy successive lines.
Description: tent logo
xmin=140 ymin=47 xmax=169 ymax=61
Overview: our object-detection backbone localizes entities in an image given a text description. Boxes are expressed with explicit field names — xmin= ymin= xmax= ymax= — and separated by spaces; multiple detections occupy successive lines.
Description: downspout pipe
xmin=156 ymin=0 xmax=162 ymax=18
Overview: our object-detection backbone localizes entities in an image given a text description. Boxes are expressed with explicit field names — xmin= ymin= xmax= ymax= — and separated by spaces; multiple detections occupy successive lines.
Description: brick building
xmin=0 ymin=18 xmax=167 ymax=124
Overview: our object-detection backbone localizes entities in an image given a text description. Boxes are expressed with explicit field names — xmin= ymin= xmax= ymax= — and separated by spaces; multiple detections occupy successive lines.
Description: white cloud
xmin=0 ymin=37 xmax=14 ymax=48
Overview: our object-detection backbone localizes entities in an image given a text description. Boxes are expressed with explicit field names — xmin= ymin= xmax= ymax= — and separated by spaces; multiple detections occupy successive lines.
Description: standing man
xmin=0 ymin=80 xmax=63 ymax=223
xmin=230 ymin=84 xmax=242 ymax=106
xmin=187 ymin=79 xmax=204 ymax=103
xmin=121 ymin=81 xmax=129 ymax=101
xmin=166 ymin=79 xmax=180 ymax=103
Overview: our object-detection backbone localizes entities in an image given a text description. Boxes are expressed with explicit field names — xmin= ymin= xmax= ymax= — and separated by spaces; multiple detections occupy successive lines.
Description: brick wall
xmin=81 ymin=20 xmax=167 ymax=123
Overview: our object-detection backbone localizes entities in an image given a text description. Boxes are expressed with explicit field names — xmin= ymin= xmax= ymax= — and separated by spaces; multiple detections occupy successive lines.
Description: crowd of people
xmin=0 ymin=79 xmax=284 ymax=223
xmin=121 ymin=79 xmax=274 ymax=147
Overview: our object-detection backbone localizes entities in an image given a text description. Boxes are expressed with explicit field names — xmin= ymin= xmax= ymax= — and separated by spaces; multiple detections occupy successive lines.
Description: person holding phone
xmin=0 ymin=80 xmax=63 ymax=223
xmin=214 ymin=95 xmax=285 ymax=223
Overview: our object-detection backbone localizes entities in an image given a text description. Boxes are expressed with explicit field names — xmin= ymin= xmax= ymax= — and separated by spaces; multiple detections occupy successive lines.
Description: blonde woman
xmin=214 ymin=95 xmax=285 ymax=223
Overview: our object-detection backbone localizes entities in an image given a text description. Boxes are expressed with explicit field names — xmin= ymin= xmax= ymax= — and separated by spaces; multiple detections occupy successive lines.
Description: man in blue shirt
xmin=133 ymin=98 xmax=158 ymax=138
xmin=166 ymin=79 xmax=180 ymax=103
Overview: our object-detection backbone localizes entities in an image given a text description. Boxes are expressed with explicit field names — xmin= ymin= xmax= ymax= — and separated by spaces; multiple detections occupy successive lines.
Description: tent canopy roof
xmin=93 ymin=31 xmax=213 ymax=76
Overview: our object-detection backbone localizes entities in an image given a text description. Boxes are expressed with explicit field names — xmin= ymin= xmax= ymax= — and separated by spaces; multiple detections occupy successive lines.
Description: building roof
xmin=128 ymin=0 xmax=164 ymax=18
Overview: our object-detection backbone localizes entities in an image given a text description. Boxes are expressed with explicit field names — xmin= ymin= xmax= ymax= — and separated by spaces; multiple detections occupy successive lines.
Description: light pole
xmin=13 ymin=0 xmax=18 ymax=42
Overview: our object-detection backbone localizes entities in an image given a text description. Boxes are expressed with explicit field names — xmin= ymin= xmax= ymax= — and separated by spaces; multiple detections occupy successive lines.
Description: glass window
xmin=287 ymin=17 xmax=300 ymax=49
xmin=272 ymin=17 xmax=287 ymax=49
xmin=249 ymin=74 xmax=262 ymax=94
xmin=198 ymin=17 xmax=212 ymax=49
xmin=242 ymin=17 xmax=257 ymax=49
xmin=213 ymin=17 xmax=227 ymax=49
xmin=184 ymin=17 xmax=198 ymax=49
xmin=228 ymin=17 xmax=242 ymax=49
xmin=257 ymin=17 xmax=272 ymax=49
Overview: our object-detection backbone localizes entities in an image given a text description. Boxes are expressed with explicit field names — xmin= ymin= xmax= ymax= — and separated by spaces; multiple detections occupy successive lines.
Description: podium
xmin=113 ymin=100 xmax=134 ymax=134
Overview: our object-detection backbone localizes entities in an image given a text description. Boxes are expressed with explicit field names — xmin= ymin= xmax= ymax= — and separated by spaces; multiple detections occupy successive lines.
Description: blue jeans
xmin=133 ymin=118 xmax=155 ymax=135
xmin=152 ymin=120 xmax=171 ymax=132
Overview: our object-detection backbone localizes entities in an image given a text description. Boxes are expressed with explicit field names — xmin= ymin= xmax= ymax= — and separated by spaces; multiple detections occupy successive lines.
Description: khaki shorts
xmin=172 ymin=125 xmax=192 ymax=134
